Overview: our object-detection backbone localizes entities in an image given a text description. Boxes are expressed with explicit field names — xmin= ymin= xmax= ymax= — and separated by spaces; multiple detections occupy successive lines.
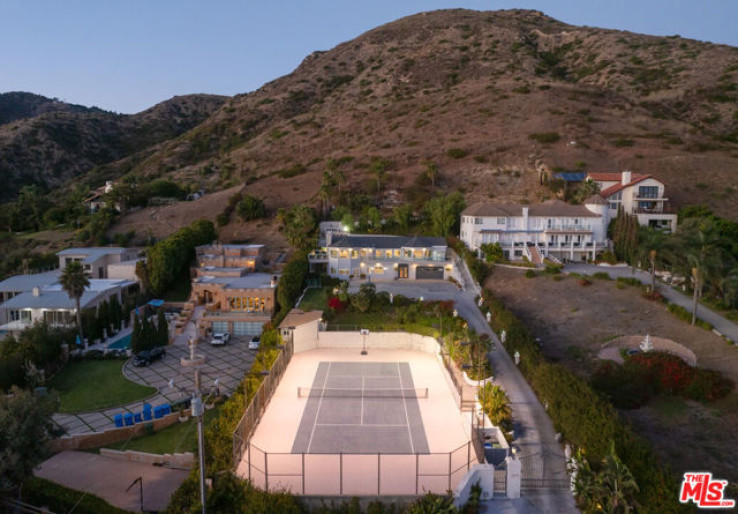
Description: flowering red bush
xmin=327 ymin=296 xmax=347 ymax=313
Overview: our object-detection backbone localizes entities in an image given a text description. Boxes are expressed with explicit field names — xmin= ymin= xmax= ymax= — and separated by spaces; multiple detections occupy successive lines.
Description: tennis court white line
xmin=397 ymin=362 xmax=415 ymax=454
xmin=315 ymin=423 xmax=408 ymax=427
xmin=360 ymin=375 xmax=364 ymax=425
xmin=306 ymin=362 xmax=331 ymax=453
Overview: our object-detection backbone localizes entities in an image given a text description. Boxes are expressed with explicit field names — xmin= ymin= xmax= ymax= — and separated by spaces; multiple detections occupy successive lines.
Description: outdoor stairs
xmin=528 ymin=244 xmax=543 ymax=266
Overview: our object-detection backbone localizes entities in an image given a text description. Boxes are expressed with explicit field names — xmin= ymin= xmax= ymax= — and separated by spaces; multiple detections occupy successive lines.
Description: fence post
xmin=302 ymin=453 xmax=306 ymax=494
xmin=248 ymin=444 xmax=252 ymax=482
xmin=415 ymin=454 xmax=419 ymax=495
xmin=340 ymin=453 xmax=343 ymax=495
xmin=377 ymin=453 xmax=381 ymax=495
xmin=448 ymin=452 xmax=452 ymax=491
xmin=264 ymin=449 xmax=269 ymax=491
xmin=467 ymin=441 xmax=471 ymax=471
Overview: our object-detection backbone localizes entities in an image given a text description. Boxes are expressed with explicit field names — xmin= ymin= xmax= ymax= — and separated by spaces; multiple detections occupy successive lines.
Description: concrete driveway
xmin=53 ymin=336 xmax=257 ymax=435
xmin=35 ymin=451 xmax=189 ymax=512
xmin=353 ymin=279 xmax=578 ymax=513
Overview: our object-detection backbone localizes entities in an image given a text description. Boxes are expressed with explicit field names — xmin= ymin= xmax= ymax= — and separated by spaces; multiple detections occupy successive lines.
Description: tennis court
xmin=237 ymin=347 xmax=475 ymax=495
xmin=292 ymin=361 xmax=430 ymax=454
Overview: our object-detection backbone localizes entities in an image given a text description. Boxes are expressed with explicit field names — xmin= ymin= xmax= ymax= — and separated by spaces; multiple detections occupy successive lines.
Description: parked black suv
xmin=132 ymin=346 xmax=166 ymax=367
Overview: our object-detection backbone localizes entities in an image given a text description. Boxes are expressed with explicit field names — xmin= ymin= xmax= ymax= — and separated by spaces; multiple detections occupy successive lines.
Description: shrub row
xmin=592 ymin=352 xmax=733 ymax=408
xmin=667 ymin=302 xmax=713 ymax=330
xmin=482 ymin=292 xmax=687 ymax=513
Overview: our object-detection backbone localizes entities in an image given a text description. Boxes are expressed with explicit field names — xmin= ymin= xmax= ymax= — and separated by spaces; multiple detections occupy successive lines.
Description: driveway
xmin=359 ymin=280 xmax=578 ymax=513
xmin=35 ymin=450 xmax=189 ymax=512
xmin=566 ymin=263 xmax=738 ymax=344
xmin=53 ymin=336 xmax=257 ymax=435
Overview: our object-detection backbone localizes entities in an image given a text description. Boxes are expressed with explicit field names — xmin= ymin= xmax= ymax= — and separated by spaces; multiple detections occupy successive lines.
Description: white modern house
xmin=0 ymin=247 xmax=141 ymax=334
xmin=57 ymin=247 xmax=139 ymax=280
xmin=587 ymin=171 xmax=677 ymax=232
xmin=310 ymin=234 xmax=454 ymax=281
xmin=460 ymin=199 xmax=610 ymax=263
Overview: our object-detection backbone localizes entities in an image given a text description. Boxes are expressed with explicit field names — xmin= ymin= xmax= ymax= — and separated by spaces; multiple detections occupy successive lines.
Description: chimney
xmin=32 ymin=287 xmax=41 ymax=297
xmin=271 ymin=276 xmax=278 ymax=288
xmin=621 ymin=170 xmax=632 ymax=185
xmin=522 ymin=207 xmax=529 ymax=229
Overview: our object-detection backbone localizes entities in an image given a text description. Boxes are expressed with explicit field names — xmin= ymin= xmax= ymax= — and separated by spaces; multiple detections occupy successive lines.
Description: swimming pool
xmin=108 ymin=333 xmax=131 ymax=350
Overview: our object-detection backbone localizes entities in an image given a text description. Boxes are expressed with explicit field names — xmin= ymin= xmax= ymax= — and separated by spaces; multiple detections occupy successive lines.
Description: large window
xmin=228 ymin=296 xmax=266 ymax=312
xmin=44 ymin=310 xmax=73 ymax=325
xmin=638 ymin=186 xmax=659 ymax=199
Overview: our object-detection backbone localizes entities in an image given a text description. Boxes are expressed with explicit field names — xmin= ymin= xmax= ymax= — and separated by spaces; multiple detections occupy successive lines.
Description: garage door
xmin=416 ymin=266 xmax=444 ymax=280
xmin=233 ymin=322 xmax=263 ymax=336
xmin=211 ymin=321 xmax=229 ymax=334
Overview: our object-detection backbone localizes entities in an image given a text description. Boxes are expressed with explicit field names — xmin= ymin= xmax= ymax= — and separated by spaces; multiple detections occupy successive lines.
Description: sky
xmin=1 ymin=0 xmax=737 ymax=114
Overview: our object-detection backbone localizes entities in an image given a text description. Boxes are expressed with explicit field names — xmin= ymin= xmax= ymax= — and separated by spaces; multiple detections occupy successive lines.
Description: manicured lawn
xmin=49 ymin=359 xmax=157 ymax=413
xmin=104 ymin=406 xmax=221 ymax=454
xmin=298 ymin=286 xmax=329 ymax=311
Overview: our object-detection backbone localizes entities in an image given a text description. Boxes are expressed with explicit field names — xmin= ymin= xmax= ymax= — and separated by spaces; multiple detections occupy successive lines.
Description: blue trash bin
xmin=134 ymin=412 xmax=142 ymax=423
xmin=114 ymin=414 xmax=124 ymax=428
xmin=154 ymin=406 xmax=163 ymax=419
xmin=143 ymin=410 xmax=152 ymax=421
xmin=162 ymin=404 xmax=171 ymax=415
xmin=124 ymin=413 xmax=134 ymax=426
xmin=143 ymin=403 xmax=152 ymax=413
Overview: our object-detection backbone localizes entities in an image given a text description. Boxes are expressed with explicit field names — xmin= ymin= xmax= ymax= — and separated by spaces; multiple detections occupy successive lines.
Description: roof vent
xmin=32 ymin=287 xmax=41 ymax=297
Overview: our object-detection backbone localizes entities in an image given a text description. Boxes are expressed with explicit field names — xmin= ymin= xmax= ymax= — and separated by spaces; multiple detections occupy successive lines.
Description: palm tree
xmin=59 ymin=261 xmax=90 ymax=344
xmin=677 ymin=218 xmax=723 ymax=325
xmin=599 ymin=444 xmax=639 ymax=513
xmin=636 ymin=226 xmax=667 ymax=294
xmin=479 ymin=384 xmax=512 ymax=431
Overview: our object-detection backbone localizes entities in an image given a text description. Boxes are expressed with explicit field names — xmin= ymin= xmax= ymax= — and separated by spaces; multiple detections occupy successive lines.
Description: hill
xmin=0 ymin=93 xmax=227 ymax=201
xmin=104 ymin=8 xmax=738 ymax=228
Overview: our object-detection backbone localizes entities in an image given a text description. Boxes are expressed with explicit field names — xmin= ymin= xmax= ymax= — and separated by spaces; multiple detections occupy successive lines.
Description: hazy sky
xmin=2 ymin=0 xmax=736 ymax=114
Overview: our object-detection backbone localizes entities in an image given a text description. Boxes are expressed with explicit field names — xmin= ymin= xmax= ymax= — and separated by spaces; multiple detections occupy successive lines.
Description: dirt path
xmin=485 ymin=266 xmax=738 ymax=486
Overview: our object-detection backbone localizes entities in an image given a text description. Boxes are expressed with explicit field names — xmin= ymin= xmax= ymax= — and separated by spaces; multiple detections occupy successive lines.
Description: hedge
xmin=21 ymin=477 xmax=128 ymax=514
xmin=482 ymin=292 xmax=688 ymax=513
xmin=667 ymin=303 xmax=713 ymax=330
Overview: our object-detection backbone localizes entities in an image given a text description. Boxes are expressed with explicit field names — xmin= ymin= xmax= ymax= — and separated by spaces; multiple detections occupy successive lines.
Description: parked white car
xmin=210 ymin=333 xmax=231 ymax=346
xmin=248 ymin=335 xmax=261 ymax=350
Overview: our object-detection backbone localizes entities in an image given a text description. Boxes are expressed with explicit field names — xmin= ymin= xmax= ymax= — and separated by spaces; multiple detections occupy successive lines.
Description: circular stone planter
xmin=598 ymin=335 xmax=697 ymax=366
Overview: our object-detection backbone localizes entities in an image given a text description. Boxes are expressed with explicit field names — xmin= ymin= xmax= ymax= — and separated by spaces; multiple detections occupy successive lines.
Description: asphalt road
xmin=351 ymin=278 xmax=578 ymax=513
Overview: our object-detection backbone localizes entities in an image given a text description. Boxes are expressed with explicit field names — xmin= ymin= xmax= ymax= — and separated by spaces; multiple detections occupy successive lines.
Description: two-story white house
xmin=57 ymin=247 xmax=139 ymax=280
xmin=311 ymin=234 xmax=453 ymax=281
xmin=588 ymin=171 xmax=677 ymax=232
xmin=460 ymin=199 xmax=610 ymax=263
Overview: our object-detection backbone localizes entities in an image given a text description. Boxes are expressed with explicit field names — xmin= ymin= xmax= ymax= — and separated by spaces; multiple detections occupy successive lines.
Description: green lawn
xmin=104 ymin=406 xmax=221 ymax=454
xmin=49 ymin=359 xmax=157 ymax=413
xmin=298 ymin=286 xmax=329 ymax=311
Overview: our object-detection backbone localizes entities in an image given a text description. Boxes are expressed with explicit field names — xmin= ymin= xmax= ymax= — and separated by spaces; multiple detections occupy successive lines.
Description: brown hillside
xmin=111 ymin=9 xmax=738 ymax=237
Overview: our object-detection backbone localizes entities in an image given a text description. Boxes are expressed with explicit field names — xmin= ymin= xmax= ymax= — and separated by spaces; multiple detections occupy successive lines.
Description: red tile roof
xmin=600 ymin=175 xmax=652 ymax=198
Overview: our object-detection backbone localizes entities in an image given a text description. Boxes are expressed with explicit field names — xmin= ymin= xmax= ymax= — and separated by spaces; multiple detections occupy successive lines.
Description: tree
xmin=480 ymin=242 xmax=504 ymax=263
xmin=350 ymin=284 xmax=376 ymax=313
xmin=676 ymin=218 xmax=723 ymax=325
xmin=611 ymin=209 xmax=639 ymax=263
xmin=393 ymin=204 xmax=413 ymax=233
xmin=370 ymin=158 xmax=389 ymax=194
xmin=425 ymin=192 xmax=466 ymax=237
xmin=278 ymin=205 xmax=318 ymax=252
xmin=0 ymin=387 xmax=59 ymax=492
xmin=424 ymin=161 xmax=440 ymax=189
xmin=59 ymin=261 xmax=89 ymax=344
xmin=131 ymin=314 xmax=144 ymax=353
xmin=572 ymin=443 xmax=639 ymax=513
xmin=236 ymin=195 xmax=266 ymax=221
xmin=636 ymin=226 xmax=667 ymax=294
xmin=479 ymin=384 xmax=512 ymax=433
xmin=570 ymin=179 xmax=600 ymax=204
xmin=277 ymin=253 xmax=309 ymax=313
xmin=157 ymin=309 xmax=169 ymax=346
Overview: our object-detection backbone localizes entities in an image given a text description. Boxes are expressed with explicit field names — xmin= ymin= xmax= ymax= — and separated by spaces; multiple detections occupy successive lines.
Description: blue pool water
xmin=108 ymin=334 xmax=131 ymax=350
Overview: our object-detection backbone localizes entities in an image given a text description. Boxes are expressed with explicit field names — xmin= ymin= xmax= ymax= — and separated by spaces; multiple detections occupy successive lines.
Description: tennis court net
xmin=297 ymin=387 xmax=429 ymax=399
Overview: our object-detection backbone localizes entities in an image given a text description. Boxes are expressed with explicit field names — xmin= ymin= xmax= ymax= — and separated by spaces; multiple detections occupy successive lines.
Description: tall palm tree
xmin=479 ymin=384 xmax=512 ymax=431
xmin=677 ymin=218 xmax=723 ymax=325
xmin=599 ymin=444 xmax=639 ymax=513
xmin=636 ymin=226 xmax=667 ymax=294
xmin=59 ymin=261 xmax=90 ymax=344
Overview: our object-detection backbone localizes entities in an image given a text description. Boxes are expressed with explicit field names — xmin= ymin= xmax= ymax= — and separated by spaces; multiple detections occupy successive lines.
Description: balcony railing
xmin=634 ymin=204 xmax=676 ymax=214
xmin=544 ymin=224 xmax=593 ymax=232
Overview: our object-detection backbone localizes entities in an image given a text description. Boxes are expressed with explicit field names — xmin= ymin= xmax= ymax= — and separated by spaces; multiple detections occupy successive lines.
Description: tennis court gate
xmin=519 ymin=447 xmax=570 ymax=490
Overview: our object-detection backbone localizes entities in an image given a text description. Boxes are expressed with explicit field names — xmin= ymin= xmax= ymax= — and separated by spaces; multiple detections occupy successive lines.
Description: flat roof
xmin=328 ymin=234 xmax=446 ymax=249
xmin=56 ymin=247 xmax=134 ymax=264
xmin=463 ymin=200 xmax=601 ymax=218
xmin=194 ymin=273 xmax=276 ymax=290
xmin=278 ymin=309 xmax=323 ymax=329
xmin=2 ymin=279 xmax=136 ymax=310
xmin=0 ymin=270 xmax=60 ymax=293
